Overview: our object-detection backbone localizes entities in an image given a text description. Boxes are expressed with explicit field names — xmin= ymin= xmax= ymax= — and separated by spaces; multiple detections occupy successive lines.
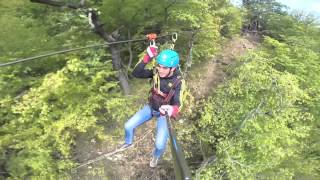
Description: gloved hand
xmin=159 ymin=105 xmax=179 ymax=118
xmin=143 ymin=45 xmax=158 ymax=64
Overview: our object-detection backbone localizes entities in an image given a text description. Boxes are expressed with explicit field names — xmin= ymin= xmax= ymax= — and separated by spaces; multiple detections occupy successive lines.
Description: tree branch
xmin=87 ymin=10 xmax=119 ymax=42
xmin=30 ymin=0 xmax=131 ymax=94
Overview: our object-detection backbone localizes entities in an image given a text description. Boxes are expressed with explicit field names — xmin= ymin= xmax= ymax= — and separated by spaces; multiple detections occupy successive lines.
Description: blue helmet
xmin=156 ymin=49 xmax=179 ymax=68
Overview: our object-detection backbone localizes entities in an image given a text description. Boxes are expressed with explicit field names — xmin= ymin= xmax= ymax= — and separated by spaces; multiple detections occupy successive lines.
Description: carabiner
xmin=171 ymin=33 xmax=178 ymax=43
xmin=149 ymin=39 xmax=156 ymax=46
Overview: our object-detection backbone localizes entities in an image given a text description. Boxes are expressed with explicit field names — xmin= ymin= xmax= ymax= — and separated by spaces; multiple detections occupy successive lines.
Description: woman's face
xmin=156 ymin=64 xmax=175 ymax=77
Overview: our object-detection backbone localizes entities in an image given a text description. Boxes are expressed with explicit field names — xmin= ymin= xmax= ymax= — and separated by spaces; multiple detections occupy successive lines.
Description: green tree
xmin=242 ymin=0 xmax=286 ymax=31
xmin=197 ymin=52 xmax=314 ymax=179
xmin=0 ymin=52 xmax=137 ymax=178
xmin=264 ymin=12 xmax=320 ymax=52
xmin=0 ymin=0 xmax=244 ymax=178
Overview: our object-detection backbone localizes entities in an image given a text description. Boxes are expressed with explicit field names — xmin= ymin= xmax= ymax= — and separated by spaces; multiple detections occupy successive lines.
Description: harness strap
xmin=151 ymin=87 xmax=167 ymax=97
xmin=163 ymin=77 xmax=182 ymax=103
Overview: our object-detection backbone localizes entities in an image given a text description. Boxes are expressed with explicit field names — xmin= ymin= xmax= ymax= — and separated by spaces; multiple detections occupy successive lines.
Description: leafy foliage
xmin=195 ymin=2 xmax=320 ymax=179
xmin=0 ymin=52 xmax=137 ymax=178
xmin=166 ymin=0 xmax=243 ymax=63
xmin=197 ymin=52 xmax=315 ymax=179
xmin=242 ymin=0 xmax=287 ymax=31
xmin=264 ymin=12 xmax=320 ymax=52
xmin=0 ymin=0 xmax=243 ymax=178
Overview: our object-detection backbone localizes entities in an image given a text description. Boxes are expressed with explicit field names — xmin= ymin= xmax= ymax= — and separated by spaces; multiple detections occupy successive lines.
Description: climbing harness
xmin=149 ymin=75 xmax=182 ymax=111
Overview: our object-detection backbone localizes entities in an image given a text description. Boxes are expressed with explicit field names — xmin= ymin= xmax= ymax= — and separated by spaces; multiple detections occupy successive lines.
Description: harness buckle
xmin=152 ymin=87 xmax=167 ymax=98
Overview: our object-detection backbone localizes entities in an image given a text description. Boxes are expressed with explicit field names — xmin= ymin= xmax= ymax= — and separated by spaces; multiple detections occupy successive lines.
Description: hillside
xmin=1 ymin=1 xmax=319 ymax=179
xmin=71 ymin=35 xmax=258 ymax=179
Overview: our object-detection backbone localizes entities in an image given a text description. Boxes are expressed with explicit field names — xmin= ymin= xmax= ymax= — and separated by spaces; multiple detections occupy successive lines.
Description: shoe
xmin=149 ymin=156 xmax=159 ymax=168
xmin=119 ymin=143 xmax=131 ymax=150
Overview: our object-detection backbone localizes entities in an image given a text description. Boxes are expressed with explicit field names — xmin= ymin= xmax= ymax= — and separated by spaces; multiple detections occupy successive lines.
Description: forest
xmin=0 ymin=0 xmax=319 ymax=179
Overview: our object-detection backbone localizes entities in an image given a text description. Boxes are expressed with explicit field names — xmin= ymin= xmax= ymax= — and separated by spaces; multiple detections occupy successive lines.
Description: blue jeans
xmin=124 ymin=104 xmax=169 ymax=158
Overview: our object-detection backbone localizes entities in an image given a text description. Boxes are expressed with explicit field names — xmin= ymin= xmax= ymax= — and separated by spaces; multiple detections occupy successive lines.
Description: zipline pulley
xmin=146 ymin=33 xmax=157 ymax=46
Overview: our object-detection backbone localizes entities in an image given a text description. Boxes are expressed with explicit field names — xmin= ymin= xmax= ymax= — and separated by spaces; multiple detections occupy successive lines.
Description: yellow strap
xmin=179 ymin=79 xmax=186 ymax=109
xmin=153 ymin=68 xmax=160 ymax=92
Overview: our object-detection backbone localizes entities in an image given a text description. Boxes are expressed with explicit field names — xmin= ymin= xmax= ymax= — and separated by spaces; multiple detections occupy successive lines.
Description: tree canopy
xmin=0 ymin=0 xmax=319 ymax=179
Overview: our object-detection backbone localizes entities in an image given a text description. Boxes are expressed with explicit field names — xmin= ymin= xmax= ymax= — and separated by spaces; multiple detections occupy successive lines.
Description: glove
xmin=143 ymin=45 xmax=158 ymax=64
xmin=159 ymin=105 xmax=179 ymax=118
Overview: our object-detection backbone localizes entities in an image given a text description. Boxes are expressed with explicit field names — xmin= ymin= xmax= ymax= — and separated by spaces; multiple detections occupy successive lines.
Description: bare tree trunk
xmin=184 ymin=31 xmax=196 ymax=76
xmin=127 ymin=30 xmax=133 ymax=69
xmin=109 ymin=45 xmax=130 ymax=95
xmin=30 ymin=0 xmax=131 ymax=95
xmin=88 ymin=10 xmax=131 ymax=95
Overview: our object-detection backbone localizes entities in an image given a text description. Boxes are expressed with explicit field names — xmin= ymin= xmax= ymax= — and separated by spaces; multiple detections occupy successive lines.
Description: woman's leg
xmin=124 ymin=105 xmax=153 ymax=145
xmin=153 ymin=115 xmax=169 ymax=158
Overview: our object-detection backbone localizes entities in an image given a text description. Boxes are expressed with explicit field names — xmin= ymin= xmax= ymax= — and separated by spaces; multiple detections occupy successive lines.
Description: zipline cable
xmin=0 ymin=33 xmax=176 ymax=67
xmin=0 ymin=29 xmax=211 ymax=68
xmin=71 ymin=129 xmax=153 ymax=173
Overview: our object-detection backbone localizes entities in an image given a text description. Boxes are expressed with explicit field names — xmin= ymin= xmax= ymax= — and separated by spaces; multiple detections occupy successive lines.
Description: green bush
xmin=0 ymin=57 xmax=136 ymax=178
xmin=197 ymin=51 xmax=314 ymax=179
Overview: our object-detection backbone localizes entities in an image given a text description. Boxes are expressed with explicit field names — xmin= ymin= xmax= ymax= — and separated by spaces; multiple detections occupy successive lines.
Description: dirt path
xmin=71 ymin=35 xmax=258 ymax=180
xmin=188 ymin=36 xmax=257 ymax=100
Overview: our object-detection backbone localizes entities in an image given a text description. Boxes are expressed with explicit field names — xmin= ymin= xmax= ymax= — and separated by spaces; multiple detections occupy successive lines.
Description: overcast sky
xmin=230 ymin=0 xmax=320 ymax=17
